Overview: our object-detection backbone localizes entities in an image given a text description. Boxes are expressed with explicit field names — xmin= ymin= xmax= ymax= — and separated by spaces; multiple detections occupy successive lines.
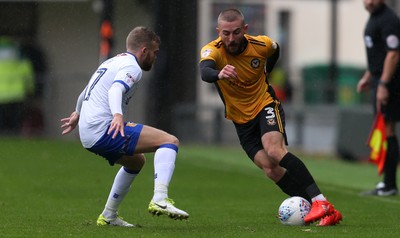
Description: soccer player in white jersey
xmin=60 ymin=26 xmax=189 ymax=227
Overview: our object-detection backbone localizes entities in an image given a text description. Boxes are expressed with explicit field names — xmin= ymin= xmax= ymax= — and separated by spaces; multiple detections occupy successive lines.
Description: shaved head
xmin=217 ymin=9 xmax=245 ymax=27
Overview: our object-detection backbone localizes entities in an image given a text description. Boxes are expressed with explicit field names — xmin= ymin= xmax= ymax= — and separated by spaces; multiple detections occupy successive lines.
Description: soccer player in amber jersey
xmin=199 ymin=8 xmax=342 ymax=226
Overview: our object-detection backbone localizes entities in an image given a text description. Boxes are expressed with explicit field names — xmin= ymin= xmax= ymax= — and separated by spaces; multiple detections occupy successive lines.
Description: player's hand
xmin=218 ymin=64 xmax=238 ymax=80
xmin=356 ymin=76 xmax=370 ymax=93
xmin=108 ymin=113 xmax=125 ymax=139
xmin=376 ymin=84 xmax=389 ymax=112
xmin=60 ymin=112 xmax=79 ymax=135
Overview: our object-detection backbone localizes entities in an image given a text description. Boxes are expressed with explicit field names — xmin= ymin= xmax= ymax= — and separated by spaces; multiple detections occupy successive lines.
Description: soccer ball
xmin=278 ymin=196 xmax=311 ymax=226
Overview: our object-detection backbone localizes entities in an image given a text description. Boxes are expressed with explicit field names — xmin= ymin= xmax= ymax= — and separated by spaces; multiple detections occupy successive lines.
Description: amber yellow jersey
xmin=200 ymin=34 xmax=277 ymax=124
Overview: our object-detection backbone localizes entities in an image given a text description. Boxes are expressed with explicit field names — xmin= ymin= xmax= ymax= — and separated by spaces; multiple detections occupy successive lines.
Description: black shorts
xmin=233 ymin=101 xmax=288 ymax=160
xmin=371 ymin=75 xmax=400 ymax=122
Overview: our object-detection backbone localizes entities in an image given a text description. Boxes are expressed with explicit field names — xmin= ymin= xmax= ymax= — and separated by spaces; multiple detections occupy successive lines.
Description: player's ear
xmin=243 ymin=24 xmax=248 ymax=33
xmin=141 ymin=46 xmax=147 ymax=55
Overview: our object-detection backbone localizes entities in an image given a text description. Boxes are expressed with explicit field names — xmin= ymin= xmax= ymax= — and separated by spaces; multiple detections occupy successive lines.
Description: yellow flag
xmin=367 ymin=113 xmax=387 ymax=176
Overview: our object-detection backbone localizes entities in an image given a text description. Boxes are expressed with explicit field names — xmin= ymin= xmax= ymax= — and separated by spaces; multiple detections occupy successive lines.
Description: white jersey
xmin=78 ymin=53 xmax=142 ymax=148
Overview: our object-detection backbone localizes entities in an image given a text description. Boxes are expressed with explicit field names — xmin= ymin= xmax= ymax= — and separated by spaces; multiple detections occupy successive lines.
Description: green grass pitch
xmin=1 ymin=138 xmax=400 ymax=237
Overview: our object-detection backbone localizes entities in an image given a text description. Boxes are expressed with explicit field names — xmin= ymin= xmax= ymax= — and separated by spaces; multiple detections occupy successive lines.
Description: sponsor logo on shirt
xmin=126 ymin=73 xmax=134 ymax=83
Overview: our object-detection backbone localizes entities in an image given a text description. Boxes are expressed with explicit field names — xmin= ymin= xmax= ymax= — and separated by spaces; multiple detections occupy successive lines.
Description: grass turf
xmin=1 ymin=138 xmax=400 ymax=237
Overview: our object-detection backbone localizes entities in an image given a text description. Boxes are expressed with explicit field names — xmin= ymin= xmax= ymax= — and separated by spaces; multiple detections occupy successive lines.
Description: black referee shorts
xmin=233 ymin=101 xmax=288 ymax=160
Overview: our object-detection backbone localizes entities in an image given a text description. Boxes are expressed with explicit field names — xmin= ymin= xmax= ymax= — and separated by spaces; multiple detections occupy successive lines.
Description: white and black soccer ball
xmin=278 ymin=196 xmax=311 ymax=226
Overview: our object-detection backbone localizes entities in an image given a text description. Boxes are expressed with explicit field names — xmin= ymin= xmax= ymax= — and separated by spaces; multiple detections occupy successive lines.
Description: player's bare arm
xmin=377 ymin=50 xmax=400 ymax=109
xmin=380 ymin=50 xmax=400 ymax=84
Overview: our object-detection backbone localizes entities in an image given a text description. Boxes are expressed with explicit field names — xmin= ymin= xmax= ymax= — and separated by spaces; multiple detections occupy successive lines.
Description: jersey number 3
xmin=264 ymin=107 xmax=275 ymax=119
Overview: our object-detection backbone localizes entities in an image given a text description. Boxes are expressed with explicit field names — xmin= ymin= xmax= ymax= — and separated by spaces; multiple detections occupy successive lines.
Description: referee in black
xmin=357 ymin=0 xmax=400 ymax=196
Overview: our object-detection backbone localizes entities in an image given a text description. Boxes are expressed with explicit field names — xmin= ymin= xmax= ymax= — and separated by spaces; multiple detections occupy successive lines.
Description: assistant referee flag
xmin=367 ymin=112 xmax=387 ymax=176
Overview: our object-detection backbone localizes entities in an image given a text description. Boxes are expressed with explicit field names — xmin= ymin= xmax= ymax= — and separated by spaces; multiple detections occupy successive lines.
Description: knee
xmin=265 ymin=147 xmax=286 ymax=162
xmin=262 ymin=132 xmax=288 ymax=162
xmin=136 ymin=153 xmax=146 ymax=168
xmin=166 ymin=134 xmax=179 ymax=147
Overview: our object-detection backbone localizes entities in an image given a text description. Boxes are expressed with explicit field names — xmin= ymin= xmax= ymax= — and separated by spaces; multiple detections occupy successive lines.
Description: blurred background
xmin=1 ymin=0 xmax=399 ymax=161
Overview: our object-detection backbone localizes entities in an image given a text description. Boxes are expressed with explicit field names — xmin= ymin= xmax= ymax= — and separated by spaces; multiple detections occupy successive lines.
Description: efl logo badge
xmin=201 ymin=49 xmax=212 ymax=58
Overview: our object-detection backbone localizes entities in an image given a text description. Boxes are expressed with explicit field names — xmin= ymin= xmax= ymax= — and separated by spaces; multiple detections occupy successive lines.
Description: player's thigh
xmin=135 ymin=125 xmax=179 ymax=153
xmin=262 ymin=131 xmax=286 ymax=149
xmin=259 ymin=103 xmax=288 ymax=160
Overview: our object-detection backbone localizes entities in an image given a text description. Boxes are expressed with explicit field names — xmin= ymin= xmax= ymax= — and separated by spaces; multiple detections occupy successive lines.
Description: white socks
xmin=311 ymin=194 xmax=327 ymax=203
xmin=152 ymin=144 xmax=178 ymax=202
xmin=102 ymin=144 xmax=178 ymax=217
xmin=102 ymin=167 xmax=139 ymax=218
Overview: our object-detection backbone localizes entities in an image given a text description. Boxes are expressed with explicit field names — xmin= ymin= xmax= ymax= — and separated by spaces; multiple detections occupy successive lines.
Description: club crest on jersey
xmin=251 ymin=58 xmax=260 ymax=68
xmin=267 ymin=118 xmax=276 ymax=126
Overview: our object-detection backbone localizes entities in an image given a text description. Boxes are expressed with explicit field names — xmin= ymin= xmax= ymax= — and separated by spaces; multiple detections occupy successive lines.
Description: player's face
xmin=363 ymin=0 xmax=384 ymax=13
xmin=217 ymin=19 xmax=248 ymax=55
xmin=141 ymin=41 xmax=159 ymax=71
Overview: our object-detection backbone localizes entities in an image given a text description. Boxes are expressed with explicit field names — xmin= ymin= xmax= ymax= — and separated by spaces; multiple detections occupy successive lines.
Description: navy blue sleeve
xmin=199 ymin=60 xmax=220 ymax=83
xmin=266 ymin=43 xmax=280 ymax=73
